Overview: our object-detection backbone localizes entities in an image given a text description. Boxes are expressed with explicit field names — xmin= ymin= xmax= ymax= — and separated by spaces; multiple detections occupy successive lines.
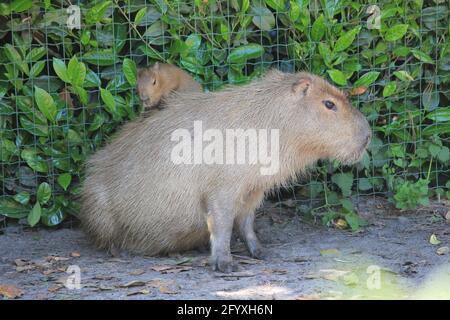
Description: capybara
xmin=137 ymin=62 xmax=202 ymax=110
xmin=81 ymin=70 xmax=371 ymax=272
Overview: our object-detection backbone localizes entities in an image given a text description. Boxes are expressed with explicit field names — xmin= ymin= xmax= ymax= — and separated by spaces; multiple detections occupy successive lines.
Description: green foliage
xmin=0 ymin=0 xmax=448 ymax=227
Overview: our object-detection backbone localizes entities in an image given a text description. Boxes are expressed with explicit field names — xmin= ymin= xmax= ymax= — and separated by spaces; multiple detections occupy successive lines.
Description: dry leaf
xmin=16 ymin=265 xmax=35 ymax=272
xmin=334 ymin=219 xmax=348 ymax=229
xmin=0 ymin=284 xmax=23 ymax=299
xmin=98 ymin=286 xmax=115 ymax=291
xmin=14 ymin=259 xmax=29 ymax=267
xmin=70 ymin=251 xmax=81 ymax=258
xmin=127 ymin=289 xmax=150 ymax=296
xmin=445 ymin=210 xmax=450 ymax=221
xmin=306 ymin=269 xmax=350 ymax=282
xmin=159 ymin=286 xmax=178 ymax=294
xmin=48 ymin=285 xmax=64 ymax=293
xmin=436 ymin=246 xmax=449 ymax=255
xmin=120 ymin=280 xmax=146 ymax=288
xmin=151 ymin=265 xmax=192 ymax=274
xmin=236 ymin=258 xmax=260 ymax=265
xmin=129 ymin=269 xmax=145 ymax=276
xmin=320 ymin=248 xmax=341 ymax=256
xmin=151 ymin=265 xmax=174 ymax=272
xmin=93 ymin=275 xmax=114 ymax=281
xmin=348 ymin=86 xmax=367 ymax=96
xmin=262 ymin=268 xmax=288 ymax=275
xmin=147 ymin=279 xmax=168 ymax=288
xmin=45 ymin=256 xmax=70 ymax=262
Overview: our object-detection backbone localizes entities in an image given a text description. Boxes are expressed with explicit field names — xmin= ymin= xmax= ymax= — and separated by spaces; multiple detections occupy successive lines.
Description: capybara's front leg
xmin=236 ymin=212 xmax=265 ymax=259
xmin=207 ymin=202 xmax=237 ymax=273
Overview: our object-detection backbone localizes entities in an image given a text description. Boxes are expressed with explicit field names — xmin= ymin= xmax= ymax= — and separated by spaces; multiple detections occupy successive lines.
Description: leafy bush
xmin=0 ymin=0 xmax=448 ymax=227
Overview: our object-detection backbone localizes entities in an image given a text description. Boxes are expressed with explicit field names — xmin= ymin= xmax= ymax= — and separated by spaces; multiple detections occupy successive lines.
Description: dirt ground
xmin=1 ymin=196 xmax=449 ymax=300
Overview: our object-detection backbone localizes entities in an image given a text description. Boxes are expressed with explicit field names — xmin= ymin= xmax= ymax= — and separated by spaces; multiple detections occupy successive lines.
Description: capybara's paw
xmin=211 ymin=255 xmax=237 ymax=273
xmin=249 ymin=246 xmax=267 ymax=260
xmin=246 ymin=240 xmax=266 ymax=260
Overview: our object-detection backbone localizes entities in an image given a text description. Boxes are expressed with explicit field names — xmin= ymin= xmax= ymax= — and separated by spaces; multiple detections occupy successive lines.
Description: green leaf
xmin=14 ymin=192 xmax=30 ymax=205
xmin=410 ymin=49 xmax=435 ymax=64
xmin=345 ymin=212 xmax=367 ymax=231
xmin=25 ymin=47 xmax=47 ymax=61
xmin=67 ymin=129 xmax=83 ymax=145
xmin=437 ymin=147 xmax=449 ymax=163
xmin=28 ymin=202 xmax=41 ymax=227
xmin=331 ymin=173 xmax=354 ymax=197
xmin=20 ymin=116 xmax=48 ymax=137
xmin=30 ymin=61 xmax=46 ymax=77
xmin=384 ymin=24 xmax=408 ymax=41
xmin=10 ymin=0 xmax=32 ymax=13
xmin=426 ymin=109 xmax=450 ymax=122
xmin=82 ymin=49 xmax=116 ymax=66
xmin=393 ymin=70 xmax=414 ymax=81
xmin=423 ymin=123 xmax=450 ymax=136
xmin=37 ymin=182 xmax=51 ymax=205
xmin=4 ymin=43 xmax=22 ymax=61
xmin=85 ymin=0 xmax=112 ymax=24
xmin=311 ymin=15 xmax=326 ymax=41
xmin=354 ymin=71 xmax=380 ymax=87
xmin=251 ymin=3 xmax=275 ymax=31
xmin=67 ymin=56 xmax=86 ymax=86
xmin=100 ymin=88 xmax=116 ymax=115
xmin=134 ymin=7 xmax=147 ymax=25
xmin=84 ymin=69 xmax=101 ymax=87
xmin=21 ymin=149 xmax=48 ymax=173
xmin=327 ymin=69 xmax=347 ymax=86
xmin=430 ymin=234 xmax=441 ymax=245
xmin=58 ymin=173 xmax=72 ymax=191
xmin=34 ymin=86 xmax=57 ymax=123
xmin=228 ymin=44 xmax=264 ymax=64
xmin=333 ymin=26 xmax=361 ymax=53
xmin=265 ymin=0 xmax=285 ymax=11
xmin=422 ymin=89 xmax=440 ymax=111
xmin=0 ymin=197 xmax=28 ymax=219
xmin=53 ymin=58 xmax=70 ymax=83
xmin=123 ymin=58 xmax=137 ymax=86
xmin=41 ymin=207 xmax=66 ymax=226
xmin=383 ymin=81 xmax=397 ymax=97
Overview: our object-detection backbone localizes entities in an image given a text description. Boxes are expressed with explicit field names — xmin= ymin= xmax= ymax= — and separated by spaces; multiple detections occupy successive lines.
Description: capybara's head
xmin=282 ymin=72 xmax=371 ymax=165
xmin=137 ymin=63 xmax=164 ymax=109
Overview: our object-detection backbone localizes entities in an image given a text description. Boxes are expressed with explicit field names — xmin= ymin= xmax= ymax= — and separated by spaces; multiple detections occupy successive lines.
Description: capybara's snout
xmin=353 ymin=109 xmax=372 ymax=156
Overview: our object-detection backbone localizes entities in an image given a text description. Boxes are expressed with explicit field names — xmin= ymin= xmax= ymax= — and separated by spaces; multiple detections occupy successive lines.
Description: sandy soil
xmin=0 ymin=196 xmax=449 ymax=300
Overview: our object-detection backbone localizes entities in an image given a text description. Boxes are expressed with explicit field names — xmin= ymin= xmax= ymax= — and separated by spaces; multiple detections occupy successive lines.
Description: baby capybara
xmin=81 ymin=70 xmax=371 ymax=272
xmin=137 ymin=62 xmax=202 ymax=110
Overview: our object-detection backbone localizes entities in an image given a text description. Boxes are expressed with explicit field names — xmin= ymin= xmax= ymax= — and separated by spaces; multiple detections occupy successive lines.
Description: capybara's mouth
xmin=144 ymin=100 xmax=159 ymax=109
xmin=339 ymin=143 xmax=369 ymax=165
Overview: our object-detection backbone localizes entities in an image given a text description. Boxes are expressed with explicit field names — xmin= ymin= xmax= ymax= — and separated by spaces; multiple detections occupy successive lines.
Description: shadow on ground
xmin=1 ymin=197 xmax=449 ymax=300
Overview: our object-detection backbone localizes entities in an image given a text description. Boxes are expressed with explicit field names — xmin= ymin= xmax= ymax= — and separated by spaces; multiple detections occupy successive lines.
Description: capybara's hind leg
xmin=235 ymin=212 xmax=265 ymax=259
xmin=206 ymin=201 xmax=237 ymax=273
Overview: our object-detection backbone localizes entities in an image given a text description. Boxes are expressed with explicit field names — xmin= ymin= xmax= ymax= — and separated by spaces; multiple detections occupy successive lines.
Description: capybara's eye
xmin=323 ymin=100 xmax=337 ymax=111
xmin=152 ymin=79 xmax=157 ymax=85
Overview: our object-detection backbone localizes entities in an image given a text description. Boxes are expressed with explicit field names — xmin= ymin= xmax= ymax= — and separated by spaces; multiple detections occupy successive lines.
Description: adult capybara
xmin=81 ymin=70 xmax=371 ymax=272
xmin=137 ymin=62 xmax=202 ymax=110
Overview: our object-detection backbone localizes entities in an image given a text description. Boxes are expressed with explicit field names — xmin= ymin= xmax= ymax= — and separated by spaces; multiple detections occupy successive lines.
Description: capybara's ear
xmin=153 ymin=62 xmax=160 ymax=71
xmin=292 ymin=77 xmax=311 ymax=95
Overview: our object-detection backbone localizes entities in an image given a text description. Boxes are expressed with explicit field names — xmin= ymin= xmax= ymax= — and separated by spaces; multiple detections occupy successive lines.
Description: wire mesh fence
xmin=0 ymin=0 xmax=448 ymax=229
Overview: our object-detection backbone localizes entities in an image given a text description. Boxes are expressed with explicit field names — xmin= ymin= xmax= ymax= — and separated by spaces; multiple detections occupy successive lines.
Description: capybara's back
xmin=81 ymin=70 xmax=371 ymax=271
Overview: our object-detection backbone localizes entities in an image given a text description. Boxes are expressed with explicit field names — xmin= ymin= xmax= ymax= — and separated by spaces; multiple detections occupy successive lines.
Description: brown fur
xmin=81 ymin=70 xmax=371 ymax=272
xmin=137 ymin=62 xmax=202 ymax=110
